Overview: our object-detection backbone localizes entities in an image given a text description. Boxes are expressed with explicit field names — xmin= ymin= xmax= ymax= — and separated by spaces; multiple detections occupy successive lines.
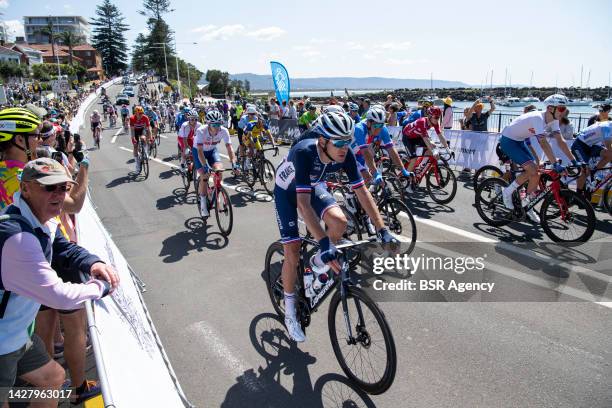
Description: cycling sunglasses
xmin=209 ymin=123 xmax=221 ymax=128
xmin=330 ymin=139 xmax=352 ymax=148
xmin=372 ymin=123 xmax=384 ymax=129
xmin=42 ymin=183 xmax=68 ymax=193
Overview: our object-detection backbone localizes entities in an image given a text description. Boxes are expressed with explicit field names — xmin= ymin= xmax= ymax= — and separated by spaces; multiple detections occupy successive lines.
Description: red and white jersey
xmin=402 ymin=117 xmax=440 ymax=140
xmin=194 ymin=125 xmax=231 ymax=152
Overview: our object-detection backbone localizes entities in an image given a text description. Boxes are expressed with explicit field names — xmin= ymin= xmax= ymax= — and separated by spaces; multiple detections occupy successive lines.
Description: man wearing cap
xmin=587 ymin=103 xmax=610 ymax=127
xmin=0 ymin=158 xmax=119 ymax=406
xmin=464 ymin=97 xmax=496 ymax=132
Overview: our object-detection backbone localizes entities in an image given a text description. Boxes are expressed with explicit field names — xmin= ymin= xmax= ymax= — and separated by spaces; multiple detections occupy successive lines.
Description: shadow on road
xmin=472 ymin=221 xmax=544 ymax=242
xmin=105 ymin=171 xmax=147 ymax=188
xmin=220 ymin=313 xmax=375 ymax=408
xmin=156 ymin=188 xmax=196 ymax=210
xmin=159 ymin=168 xmax=178 ymax=180
xmin=158 ymin=217 xmax=228 ymax=263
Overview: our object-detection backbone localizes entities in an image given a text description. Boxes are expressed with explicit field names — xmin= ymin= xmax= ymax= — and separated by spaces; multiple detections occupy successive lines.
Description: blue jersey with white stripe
xmin=576 ymin=122 xmax=611 ymax=146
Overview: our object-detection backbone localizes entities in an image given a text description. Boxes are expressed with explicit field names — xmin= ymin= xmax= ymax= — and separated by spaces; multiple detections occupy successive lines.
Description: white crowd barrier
xmin=69 ymin=77 xmax=123 ymax=135
xmin=77 ymin=196 xmax=192 ymax=407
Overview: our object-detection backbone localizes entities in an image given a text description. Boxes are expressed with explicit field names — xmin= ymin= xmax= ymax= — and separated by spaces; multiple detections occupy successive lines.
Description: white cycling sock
xmin=504 ymin=180 xmax=519 ymax=194
xmin=284 ymin=292 xmax=297 ymax=318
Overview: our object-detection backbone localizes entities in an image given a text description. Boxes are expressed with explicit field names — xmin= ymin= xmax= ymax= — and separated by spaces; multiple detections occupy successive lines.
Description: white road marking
xmin=111 ymin=127 xmax=123 ymax=144
xmin=186 ymin=321 xmax=263 ymax=392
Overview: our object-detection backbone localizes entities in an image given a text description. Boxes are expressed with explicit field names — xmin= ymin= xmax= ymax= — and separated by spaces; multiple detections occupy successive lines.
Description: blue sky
xmin=2 ymin=0 xmax=611 ymax=87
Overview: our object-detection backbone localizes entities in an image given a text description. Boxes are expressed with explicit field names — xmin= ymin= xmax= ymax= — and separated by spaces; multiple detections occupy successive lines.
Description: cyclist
xmin=175 ymin=106 xmax=189 ymax=133
xmin=499 ymin=94 xmax=576 ymax=222
xmin=193 ymin=110 xmax=238 ymax=217
xmin=352 ymin=105 xmax=412 ymax=184
xmin=244 ymin=114 xmax=276 ymax=167
xmin=129 ymin=106 xmax=152 ymax=172
xmin=90 ymin=109 xmax=102 ymax=143
xmin=120 ymin=104 xmax=130 ymax=128
xmin=401 ymin=106 xmax=451 ymax=190
xmin=144 ymin=105 xmax=159 ymax=143
xmin=106 ymin=103 xmax=117 ymax=127
xmin=178 ymin=109 xmax=201 ymax=169
xmin=237 ymin=105 xmax=258 ymax=158
xmin=273 ymin=111 xmax=397 ymax=342
xmin=403 ymin=100 xmax=433 ymax=125
xmin=347 ymin=102 xmax=361 ymax=122
xmin=571 ymin=121 xmax=612 ymax=196
xmin=298 ymin=103 xmax=318 ymax=132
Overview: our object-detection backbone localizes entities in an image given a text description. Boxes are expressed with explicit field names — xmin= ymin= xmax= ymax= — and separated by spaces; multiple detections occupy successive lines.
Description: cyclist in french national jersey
xmin=351 ymin=105 xmax=411 ymax=183
xmin=499 ymin=94 xmax=577 ymax=221
xmin=402 ymin=106 xmax=451 ymax=175
xmin=194 ymin=110 xmax=238 ymax=217
xmin=178 ymin=109 xmax=201 ymax=169
xmin=274 ymin=111 xmax=398 ymax=342
xmin=571 ymin=121 xmax=612 ymax=195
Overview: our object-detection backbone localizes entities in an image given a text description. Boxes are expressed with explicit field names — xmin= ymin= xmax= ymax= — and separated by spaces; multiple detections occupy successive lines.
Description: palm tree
xmin=35 ymin=20 xmax=56 ymax=61
xmin=58 ymin=31 xmax=84 ymax=66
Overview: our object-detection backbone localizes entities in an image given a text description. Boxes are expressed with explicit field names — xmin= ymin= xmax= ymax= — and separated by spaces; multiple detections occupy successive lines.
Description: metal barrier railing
xmin=450 ymin=109 xmax=593 ymax=133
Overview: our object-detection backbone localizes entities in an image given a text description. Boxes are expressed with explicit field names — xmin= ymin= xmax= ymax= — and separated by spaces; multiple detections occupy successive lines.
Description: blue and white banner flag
xmin=270 ymin=61 xmax=290 ymax=104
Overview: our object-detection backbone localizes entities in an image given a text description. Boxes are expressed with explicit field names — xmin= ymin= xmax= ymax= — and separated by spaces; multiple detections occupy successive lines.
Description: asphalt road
xmin=84 ymin=82 xmax=611 ymax=408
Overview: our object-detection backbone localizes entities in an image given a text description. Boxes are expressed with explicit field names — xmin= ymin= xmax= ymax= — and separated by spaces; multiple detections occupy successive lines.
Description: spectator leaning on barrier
xmin=387 ymin=103 xmax=399 ymax=126
xmin=269 ymin=98 xmax=281 ymax=120
xmin=587 ymin=103 xmax=610 ymax=126
xmin=286 ymin=100 xmax=297 ymax=120
xmin=560 ymin=109 xmax=575 ymax=141
xmin=442 ymin=97 xmax=454 ymax=130
xmin=0 ymin=158 xmax=119 ymax=406
xmin=465 ymin=97 xmax=495 ymax=132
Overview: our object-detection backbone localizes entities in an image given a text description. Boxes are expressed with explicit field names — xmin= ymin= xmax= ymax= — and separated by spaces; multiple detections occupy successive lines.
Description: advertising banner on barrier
xmin=77 ymin=198 xmax=190 ymax=407
xmin=445 ymin=130 xmax=500 ymax=169
xmin=270 ymin=61 xmax=290 ymax=104
xmin=269 ymin=118 xmax=300 ymax=144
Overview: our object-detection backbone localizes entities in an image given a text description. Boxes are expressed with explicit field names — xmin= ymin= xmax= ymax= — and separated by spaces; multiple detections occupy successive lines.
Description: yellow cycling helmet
xmin=0 ymin=107 xmax=42 ymax=142
xmin=134 ymin=105 xmax=144 ymax=114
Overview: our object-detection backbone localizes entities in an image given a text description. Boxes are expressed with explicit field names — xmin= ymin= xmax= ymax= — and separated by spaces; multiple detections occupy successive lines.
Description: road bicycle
xmin=148 ymin=137 xmax=157 ymax=159
xmin=93 ymin=125 xmax=101 ymax=150
xmin=475 ymin=165 xmax=595 ymax=243
xmin=136 ymin=137 xmax=149 ymax=179
xmin=195 ymin=168 xmax=233 ymax=236
xmin=400 ymin=150 xmax=457 ymax=204
xmin=155 ymin=125 xmax=161 ymax=146
xmin=180 ymin=148 xmax=195 ymax=193
xmin=239 ymin=146 xmax=278 ymax=195
xmin=264 ymin=237 xmax=397 ymax=394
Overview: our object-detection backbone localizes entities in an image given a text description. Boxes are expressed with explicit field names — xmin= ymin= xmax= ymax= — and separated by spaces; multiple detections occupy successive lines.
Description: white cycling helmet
xmin=246 ymin=106 xmax=257 ymax=114
xmin=186 ymin=109 xmax=198 ymax=119
xmin=543 ymin=94 xmax=568 ymax=107
xmin=365 ymin=106 xmax=386 ymax=124
xmin=315 ymin=111 xmax=355 ymax=140
xmin=205 ymin=110 xmax=224 ymax=124
xmin=322 ymin=105 xmax=345 ymax=114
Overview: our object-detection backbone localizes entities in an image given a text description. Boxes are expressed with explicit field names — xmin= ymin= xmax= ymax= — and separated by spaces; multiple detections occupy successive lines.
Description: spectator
xmin=269 ymin=98 xmax=281 ymax=120
xmin=296 ymin=101 xmax=305 ymax=118
xmin=0 ymin=158 xmax=119 ymax=406
xmin=285 ymin=100 xmax=298 ymax=120
xmin=360 ymin=99 xmax=371 ymax=120
xmin=465 ymin=97 xmax=496 ymax=132
xmin=587 ymin=103 xmax=610 ymax=126
xmin=559 ymin=110 xmax=575 ymax=141
xmin=459 ymin=108 xmax=471 ymax=130
xmin=298 ymin=104 xmax=318 ymax=132
xmin=442 ymin=97 xmax=454 ymax=130
xmin=387 ymin=103 xmax=399 ymax=126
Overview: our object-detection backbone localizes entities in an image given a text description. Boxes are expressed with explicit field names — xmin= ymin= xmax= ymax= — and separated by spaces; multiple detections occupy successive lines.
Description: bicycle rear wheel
xmin=475 ymin=177 xmax=513 ymax=227
xmin=328 ymin=287 xmax=396 ymax=395
xmin=214 ymin=186 xmax=233 ymax=236
xmin=540 ymin=189 xmax=595 ymax=243
xmin=181 ymin=164 xmax=190 ymax=190
xmin=264 ymin=242 xmax=287 ymax=318
xmin=150 ymin=142 xmax=157 ymax=158
xmin=140 ymin=147 xmax=149 ymax=179
xmin=473 ymin=165 xmax=503 ymax=191
xmin=603 ymin=180 xmax=612 ymax=215
xmin=243 ymin=159 xmax=257 ymax=188
xmin=260 ymin=159 xmax=276 ymax=195
xmin=378 ymin=198 xmax=416 ymax=252
xmin=426 ymin=162 xmax=457 ymax=204
xmin=156 ymin=132 xmax=161 ymax=146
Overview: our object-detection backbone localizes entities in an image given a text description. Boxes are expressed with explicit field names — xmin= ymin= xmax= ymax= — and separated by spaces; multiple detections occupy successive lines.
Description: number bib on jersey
xmin=275 ymin=160 xmax=295 ymax=190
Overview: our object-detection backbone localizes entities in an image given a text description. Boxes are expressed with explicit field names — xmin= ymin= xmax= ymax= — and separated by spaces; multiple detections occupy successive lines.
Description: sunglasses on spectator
xmin=41 ymin=183 xmax=68 ymax=193
xmin=372 ymin=123 xmax=384 ymax=129
xmin=330 ymin=139 xmax=351 ymax=148
xmin=555 ymin=106 xmax=567 ymax=113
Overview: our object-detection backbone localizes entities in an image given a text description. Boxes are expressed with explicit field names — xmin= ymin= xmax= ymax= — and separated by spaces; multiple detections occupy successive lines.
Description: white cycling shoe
xmin=502 ymin=188 xmax=514 ymax=209
xmin=284 ymin=316 xmax=306 ymax=343
xmin=522 ymin=197 xmax=541 ymax=224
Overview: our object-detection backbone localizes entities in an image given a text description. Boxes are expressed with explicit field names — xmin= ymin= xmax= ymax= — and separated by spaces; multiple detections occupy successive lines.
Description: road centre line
xmin=111 ymin=127 xmax=123 ymax=144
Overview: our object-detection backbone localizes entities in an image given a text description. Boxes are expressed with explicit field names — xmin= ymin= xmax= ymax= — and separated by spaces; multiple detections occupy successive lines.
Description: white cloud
xmin=0 ymin=0 xmax=9 ymax=9
xmin=384 ymin=57 xmax=429 ymax=65
xmin=346 ymin=42 xmax=365 ymax=51
xmin=246 ymin=26 xmax=285 ymax=41
xmin=199 ymin=24 xmax=245 ymax=41
xmin=381 ymin=41 xmax=412 ymax=51
xmin=191 ymin=25 xmax=217 ymax=34
xmin=3 ymin=20 xmax=24 ymax=39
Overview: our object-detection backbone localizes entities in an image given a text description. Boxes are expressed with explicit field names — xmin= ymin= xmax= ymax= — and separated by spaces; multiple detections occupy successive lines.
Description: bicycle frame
xmin=411 ymin=154 xmax=439 ymax=185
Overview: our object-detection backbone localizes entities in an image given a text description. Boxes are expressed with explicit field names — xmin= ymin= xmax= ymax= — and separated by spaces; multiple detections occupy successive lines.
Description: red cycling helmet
xmin=427 ymin=106 xmax=442 ymax=118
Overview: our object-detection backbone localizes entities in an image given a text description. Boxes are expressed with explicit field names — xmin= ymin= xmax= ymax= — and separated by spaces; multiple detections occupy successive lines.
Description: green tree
xmin=205 ymin=69 xmax=230 ymax=97
xmin=57 ymin=31 xmax=84 ymax=66
xmin=131 ymin=33 xmax=149 ymax=72
xmin=34 ymin=20 xmax=57 ymax=61
xmin=139 ymin=0 xmax=173 ymax=21
xmin=90 ymin=0 xmax=129 ymax=75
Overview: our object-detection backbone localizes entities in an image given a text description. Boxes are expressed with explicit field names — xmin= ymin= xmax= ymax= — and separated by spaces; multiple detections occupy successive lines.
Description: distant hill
xmin=220 ymin=73 xmax=470 ymax=91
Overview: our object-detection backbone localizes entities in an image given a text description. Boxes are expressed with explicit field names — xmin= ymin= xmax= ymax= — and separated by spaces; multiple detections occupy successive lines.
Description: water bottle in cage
xmin=303 ymin=268 xmax=315 ymax=298
xmin=311 ymin=269 xmax=329 ymax=293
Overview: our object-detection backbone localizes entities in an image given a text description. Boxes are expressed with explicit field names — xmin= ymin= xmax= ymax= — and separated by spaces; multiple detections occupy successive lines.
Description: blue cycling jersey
xmin=406 ymin=110 xmax=422 ymax=125
xmin=275 ymin=138 xmax=364 ymax=193
xmin=350 ymin=121 xmax=394 ymax=156
xmin=576 ymin=121 xmax=611 ymax=146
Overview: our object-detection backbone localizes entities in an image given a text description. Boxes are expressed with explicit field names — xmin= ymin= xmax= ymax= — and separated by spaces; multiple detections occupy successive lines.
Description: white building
xmin=0 ymin=46 xmax=21 ymax=64
xmin=23 ymin=16 xmax=90 ymax=44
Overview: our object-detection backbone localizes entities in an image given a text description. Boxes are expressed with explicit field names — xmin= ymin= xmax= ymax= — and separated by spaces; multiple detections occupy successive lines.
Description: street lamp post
xmin=187 ymin=65 xmax=192 ymax=98
xmin=151 ymin=42 xmax=169 ymax=80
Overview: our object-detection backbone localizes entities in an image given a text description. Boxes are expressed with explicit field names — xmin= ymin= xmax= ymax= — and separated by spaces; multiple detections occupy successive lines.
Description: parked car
xmin=116 ymin=94 xmax=129 ymax=105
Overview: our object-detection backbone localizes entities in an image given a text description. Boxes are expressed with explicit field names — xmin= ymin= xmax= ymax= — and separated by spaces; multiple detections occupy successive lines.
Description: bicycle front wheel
xmin=540 ymin=189 xmax=595 ymax=243
xmin=260 ymin=159 xmax=276 ymax=195
xmin=214 ymin=186 xmax=233 ymax=236
xmin=378 ymin=198 xmax=417 ymax=251
xmin=426 ymin=162 xmax=457 ymax=204
xmin=328 ymin=287 xmax=396 ymax=395
xmin=475 ymin=177 xmax=512 ymax=227
xmin=243 ymin=160 xmax=257 ymax=188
